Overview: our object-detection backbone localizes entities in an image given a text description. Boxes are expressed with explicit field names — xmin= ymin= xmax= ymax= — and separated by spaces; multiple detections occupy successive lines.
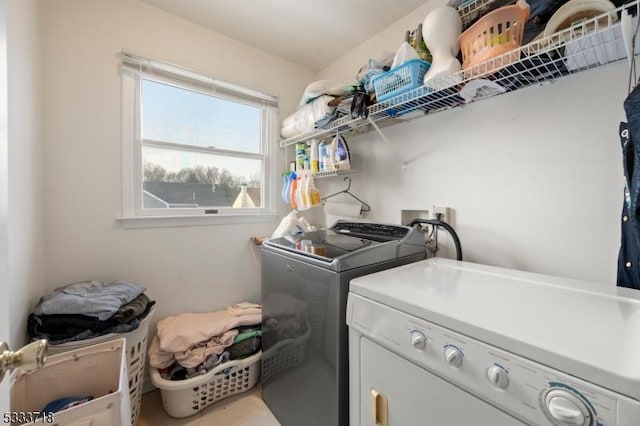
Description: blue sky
xmin=141 ymin=79 xmax=261 ymax=180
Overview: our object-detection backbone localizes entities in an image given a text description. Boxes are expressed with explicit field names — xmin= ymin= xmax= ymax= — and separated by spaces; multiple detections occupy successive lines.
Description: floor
xmin=138 ymin=387 xmax=281 ymax=426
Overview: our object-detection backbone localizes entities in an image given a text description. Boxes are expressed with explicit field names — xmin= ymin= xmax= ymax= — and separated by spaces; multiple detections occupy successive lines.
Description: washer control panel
xmin=348 ymin=295 xmax=628 ymax=426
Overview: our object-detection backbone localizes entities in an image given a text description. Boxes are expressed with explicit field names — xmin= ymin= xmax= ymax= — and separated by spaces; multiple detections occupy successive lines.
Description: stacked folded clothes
xmin=28 ymin=280 xmax=155 ymax=345
xmin=149 ymin=302 xmax=262 ymax=381
xmin=280 ymin=80 xmax=357 ymax=139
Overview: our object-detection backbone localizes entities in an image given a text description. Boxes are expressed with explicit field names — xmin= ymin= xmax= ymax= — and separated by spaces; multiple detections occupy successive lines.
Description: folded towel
xmin=34 ymin=280 xmax=146 ymax=321
xmin=227 ymin=302 xmax=261 ymax=317
xmin=298 ymin=80 xmax=353 ymax=106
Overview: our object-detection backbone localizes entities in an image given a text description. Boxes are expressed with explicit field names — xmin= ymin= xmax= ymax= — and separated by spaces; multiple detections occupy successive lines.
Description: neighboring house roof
xmin=143 ymin=182 xmax=260 ymax=208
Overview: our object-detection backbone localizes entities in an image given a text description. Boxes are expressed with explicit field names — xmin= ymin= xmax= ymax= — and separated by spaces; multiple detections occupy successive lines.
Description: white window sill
xmin=117 ymin=213 xmax=278 ymax=229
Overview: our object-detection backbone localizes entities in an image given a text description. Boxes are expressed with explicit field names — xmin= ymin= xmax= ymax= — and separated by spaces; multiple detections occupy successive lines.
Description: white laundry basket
xmin=150 ymin=351 xmax=261 ymax=418
xmin=46 ymin=306 xmax=155 ymax=425
xmin=261 ymin=324 xmax=311 ymax=384
xmin=11 ymin=338 xmax=131 ymax=426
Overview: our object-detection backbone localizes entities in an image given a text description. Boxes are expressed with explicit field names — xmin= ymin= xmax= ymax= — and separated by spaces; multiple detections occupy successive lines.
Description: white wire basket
xmin=150 ymin=351 xmax=261 ymax=418
xmin=261 ymin=324 xmax=311 ymax=384
xmin=46 ymin=306 xmax=155 ymax=425
xmin=11 ymin=338 xmax=131 ymax=426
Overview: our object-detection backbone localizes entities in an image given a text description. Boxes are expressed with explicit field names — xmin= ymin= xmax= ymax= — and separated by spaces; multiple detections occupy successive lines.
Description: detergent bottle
xmin=297 ymin=171 xmax=309 ymax=210
xmin=310 ymin=140 xmax=319 ymax=173
xmin=318 ymin=141 xmax=327 ymax=171
xmin=307 ymin=173 xmax=321 ymax=206
xmin=282 ymin=172 xmax=291 ymax=204
xmin=289 ymin=172 xmax=298 ymax=210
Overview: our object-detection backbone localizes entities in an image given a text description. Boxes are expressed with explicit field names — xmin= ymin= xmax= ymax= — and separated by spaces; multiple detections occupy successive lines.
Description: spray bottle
xmin=289 ymin=172 xmax=298 ymax=210
xmin=297 ymin=171 xmax=309 ymax=210
xmin=282 ymin=172 xmax=291 ymax=204
xmin=307 ymin=172 xmax=321 ymax=206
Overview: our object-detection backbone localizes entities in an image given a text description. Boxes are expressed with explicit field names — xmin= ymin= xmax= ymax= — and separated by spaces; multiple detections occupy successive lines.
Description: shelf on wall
xmin=314 ymin=170 xmax=339 ymax=178
xmin=458 ymin=0 xmax=510 ymax=28
xmin=280 ymin=0 xmax=636 ymax=148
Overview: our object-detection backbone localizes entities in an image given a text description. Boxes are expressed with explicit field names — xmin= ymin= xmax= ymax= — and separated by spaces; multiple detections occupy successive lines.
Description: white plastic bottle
xmin=326 ymin=145 xmax=336 ymax=171
xmin=297 ymin=172 xmax=309 ymax=210
xmin=318 ymin=141 xmax=327 ymax=172
xmin=310 ymin=140 xmax=319 ymax=173
xmin=307 ymin=173 xmax=321 ymax=206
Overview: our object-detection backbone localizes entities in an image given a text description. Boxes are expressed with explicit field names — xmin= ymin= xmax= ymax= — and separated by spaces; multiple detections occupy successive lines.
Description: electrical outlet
xmin=432 ymin=206 xmax=450 ymax=223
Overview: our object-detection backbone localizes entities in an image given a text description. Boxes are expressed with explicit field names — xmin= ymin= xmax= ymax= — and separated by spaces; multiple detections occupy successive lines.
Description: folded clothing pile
xmin=280 ymin=80 xmax=356 ymax=139
xmin=28 ymin=280 xmax=155 ymax=345
xmin=149 ymin=302 xmax=262 ymax=381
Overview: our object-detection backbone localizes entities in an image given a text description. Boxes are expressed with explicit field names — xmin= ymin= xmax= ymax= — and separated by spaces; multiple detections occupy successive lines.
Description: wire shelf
xmin=314 ymin=170 xmax=340 ymax=178
xmin=314 ymin=169 xmax=356 ymax=178
xmin=458 ymin=0 xmax=515 ymax=29
xmin=280 ymin=0 xmax=637 ymax=148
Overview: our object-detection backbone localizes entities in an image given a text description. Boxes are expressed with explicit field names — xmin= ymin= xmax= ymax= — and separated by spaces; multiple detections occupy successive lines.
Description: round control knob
xmin=444 ymin=347 xmax=463 ymax=368
xmin=486 ymin=365 xmax=509 ymax=389
xmin=542 ymin=389 xmax=592 ymax=426
xmin=410 ymin=331 xmax=427 ymax=350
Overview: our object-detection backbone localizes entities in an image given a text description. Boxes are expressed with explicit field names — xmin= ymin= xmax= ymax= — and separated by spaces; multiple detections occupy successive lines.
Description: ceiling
xmin=139 ymin=0 xmax=427 ymax=71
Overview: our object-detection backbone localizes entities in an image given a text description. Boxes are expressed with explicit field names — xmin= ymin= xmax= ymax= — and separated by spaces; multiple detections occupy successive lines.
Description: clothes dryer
xmin=348 ymin=258 xmax=640 ymax=426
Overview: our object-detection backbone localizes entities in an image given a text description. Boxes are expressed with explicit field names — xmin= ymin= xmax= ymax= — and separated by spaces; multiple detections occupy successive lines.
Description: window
xmin=120 ymin=53 xmax=278 ymax=227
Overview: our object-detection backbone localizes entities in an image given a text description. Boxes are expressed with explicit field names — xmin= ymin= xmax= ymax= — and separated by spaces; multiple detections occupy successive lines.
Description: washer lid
xmin=350 ymin=258 xmax=640 ymax=401
xmin=264 ymin=229 xmax=381 ymax=260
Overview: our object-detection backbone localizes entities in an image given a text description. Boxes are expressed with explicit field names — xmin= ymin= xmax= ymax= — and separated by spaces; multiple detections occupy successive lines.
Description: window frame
xmin=119 ymin=56 xmax=278 ymax=228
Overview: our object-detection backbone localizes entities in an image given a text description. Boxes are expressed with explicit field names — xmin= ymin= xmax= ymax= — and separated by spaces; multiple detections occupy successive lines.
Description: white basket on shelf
xmin=46 ymin=305 xmax=155 ymax=425
xmin=150 ymin=351 xmax=261 ymax=418
xmin=261 ymin=324 xmax=311 ymax=384
xmin=11 ymin=339 xmax=131 ymax=426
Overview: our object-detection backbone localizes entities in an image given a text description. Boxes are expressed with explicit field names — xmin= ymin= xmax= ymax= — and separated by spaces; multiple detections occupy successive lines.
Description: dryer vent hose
xmin=406 ymin=218 xmax=463 ymax=261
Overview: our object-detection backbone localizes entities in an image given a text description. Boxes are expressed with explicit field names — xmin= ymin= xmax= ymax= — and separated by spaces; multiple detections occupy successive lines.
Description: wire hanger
xmin=321 ymin=177 xmax=371 ymax=213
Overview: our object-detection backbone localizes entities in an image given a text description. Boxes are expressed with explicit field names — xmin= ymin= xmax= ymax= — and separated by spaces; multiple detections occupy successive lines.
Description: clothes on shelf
xmin=149 ymin=303 xmax=262 ymax=374
xmin=28 ymin=291 xmax=155 ymax=345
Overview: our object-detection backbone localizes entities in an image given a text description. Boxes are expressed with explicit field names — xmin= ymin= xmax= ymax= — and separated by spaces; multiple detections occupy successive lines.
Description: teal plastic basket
xmin=372 ymin=59 xmax=431 ymax=102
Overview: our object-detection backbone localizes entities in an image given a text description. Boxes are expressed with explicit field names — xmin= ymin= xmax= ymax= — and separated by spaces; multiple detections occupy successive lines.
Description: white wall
xmin=0 ymin=0 xmax=9 ymax=413
xmin=318 ymin=2 xmax=625 ymax=284
xmin=319 ymin=0 xmax=446 ymax=83
xmin=7 ymin=0 xmax=44 ymax=347
xmin=40 ymin=0 xmax=315 ymax=328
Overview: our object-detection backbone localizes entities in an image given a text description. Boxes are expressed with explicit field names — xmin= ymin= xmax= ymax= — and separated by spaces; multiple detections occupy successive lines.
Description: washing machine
xmin=347 ymin=258 xmax=640 ymax=426
xmin=261 ymin=221 xmax=426 ymax=426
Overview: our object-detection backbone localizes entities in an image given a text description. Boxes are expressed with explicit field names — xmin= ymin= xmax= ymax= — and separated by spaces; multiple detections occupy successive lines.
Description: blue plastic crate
xmin=372 ymin=59 xmax=431 ymax=102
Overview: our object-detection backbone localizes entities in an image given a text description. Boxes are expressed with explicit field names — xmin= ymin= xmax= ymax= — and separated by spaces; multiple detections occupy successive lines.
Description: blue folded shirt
xmin=34 ymin=280 xmax=146 ymax=321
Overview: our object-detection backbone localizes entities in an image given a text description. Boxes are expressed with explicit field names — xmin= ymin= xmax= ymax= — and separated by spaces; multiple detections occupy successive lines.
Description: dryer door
xmin=359 ymin=337 xmax=526 ymax=426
